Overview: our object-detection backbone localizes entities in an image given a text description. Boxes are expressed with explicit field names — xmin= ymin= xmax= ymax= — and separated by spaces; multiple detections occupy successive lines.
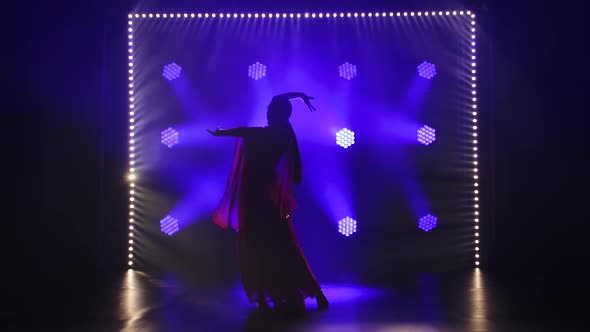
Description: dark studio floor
xmin=4 ymin=267 xmax=588 ymax=332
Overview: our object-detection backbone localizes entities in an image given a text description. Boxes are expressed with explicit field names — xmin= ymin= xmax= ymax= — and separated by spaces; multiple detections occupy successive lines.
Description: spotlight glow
xmin=161 ymin=127 xmax=180 ymax=148
xmin=248 ymin=62 xmax=267 ymax=80
xmin=418 ymin=214 xmax=438 ymax=232
xmin=338 ymin=216 xmax=357 ymax=237
xmin=338 ymin=62 xmax=357 ymax=80
xmin=162 ymin=62 xmax=182 ymax=80
xmin=417 ymin=61 xmax=437 ymax=79
xmin=336 ymin=128 xmax=355 ymax=149
xmin=417 ymin=125 xmax=436 ymax=146
xmin=160 ymin=215 xmax=180 ymax=236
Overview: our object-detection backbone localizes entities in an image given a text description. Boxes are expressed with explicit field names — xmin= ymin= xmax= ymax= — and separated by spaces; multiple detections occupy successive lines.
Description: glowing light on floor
xmin=338 ymin=62 xmax=357 ymax=80
xmin=160 ymin=215 xmax=180 ymax=236
xmin=248 ymin=62 xmax=267 ymax=80
xmin=162 ymin=62 xmax=182 ymax=80
xmin=161 ymin=127 xmax=179 ymax=148
xmin=418 ymin=214 xmax=438 ymax=232
xmin=336 ymin=128 xmax=355 ymax=149
xmin=417 ymin=61 xmax=437 ymax=80
xmin=417 ymin=125 xmax=436 ymax=146
xmin=338 ymin=216 xmax=357 ymax=237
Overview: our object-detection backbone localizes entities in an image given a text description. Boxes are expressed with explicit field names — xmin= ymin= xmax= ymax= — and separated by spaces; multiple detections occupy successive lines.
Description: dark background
xmin=4 ymin=0 xmax=586 ymax=318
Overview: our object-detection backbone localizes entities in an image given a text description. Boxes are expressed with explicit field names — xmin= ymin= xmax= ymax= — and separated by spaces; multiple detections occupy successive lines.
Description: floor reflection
xmin=468 ymin=268 xmax=489 ymax=332
xmin=118 ymin=269 xmax=493 ymax=332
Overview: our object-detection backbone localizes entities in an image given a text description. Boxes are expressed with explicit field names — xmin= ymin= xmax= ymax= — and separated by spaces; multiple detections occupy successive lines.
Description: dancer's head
xmin=267 ymin=97 xmax=293 ymax=127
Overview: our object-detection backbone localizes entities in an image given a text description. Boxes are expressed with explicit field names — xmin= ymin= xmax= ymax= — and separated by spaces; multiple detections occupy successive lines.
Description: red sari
xmin=212 ymin=126 xmax=322 ymax=304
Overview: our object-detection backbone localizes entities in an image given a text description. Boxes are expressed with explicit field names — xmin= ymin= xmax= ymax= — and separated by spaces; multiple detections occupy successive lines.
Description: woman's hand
xmin=207 ymin=128 xmax=223 ymax=136
xmin=301 ymin=94 xmax=316 ymax=112
xmin=274 ymin=92 xmax=317 ymax=112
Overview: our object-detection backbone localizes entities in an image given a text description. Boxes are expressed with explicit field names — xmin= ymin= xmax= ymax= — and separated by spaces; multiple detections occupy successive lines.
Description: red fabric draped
xmin=212 ymin=133 xmax=298 ymax=232
xmin=211 ymin=126 xmax=322 ymax=304
xmin=212 ymin=138 xmax=246 ymax=231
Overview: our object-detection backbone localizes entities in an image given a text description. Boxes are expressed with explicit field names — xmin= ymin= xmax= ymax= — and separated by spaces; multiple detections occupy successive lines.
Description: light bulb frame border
xmin=126 ymin=9 xmax=481 ymax=268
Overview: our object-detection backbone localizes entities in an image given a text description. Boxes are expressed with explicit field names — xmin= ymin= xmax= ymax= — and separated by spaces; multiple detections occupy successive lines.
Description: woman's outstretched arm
xmin=207 ymin=127 xmax=261 ymax=137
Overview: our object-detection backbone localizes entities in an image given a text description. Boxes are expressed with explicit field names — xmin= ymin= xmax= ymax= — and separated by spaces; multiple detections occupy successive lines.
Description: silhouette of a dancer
xmin=209 ymin=93 xmax=328 ymax=312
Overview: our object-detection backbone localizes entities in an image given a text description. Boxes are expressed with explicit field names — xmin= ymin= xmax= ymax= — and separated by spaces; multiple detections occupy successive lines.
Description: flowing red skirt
xmin=236 ymin=205 xmax=321 ymax=304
